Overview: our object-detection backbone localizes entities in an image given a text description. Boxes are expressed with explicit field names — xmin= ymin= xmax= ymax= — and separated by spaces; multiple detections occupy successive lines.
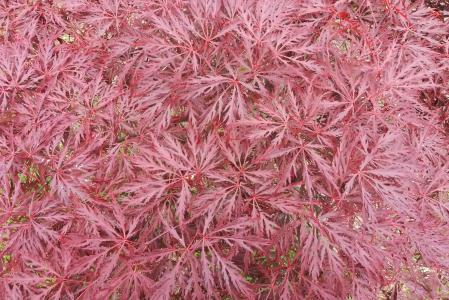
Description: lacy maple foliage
xmin=1 ymin=0 xmax=449 ymax=299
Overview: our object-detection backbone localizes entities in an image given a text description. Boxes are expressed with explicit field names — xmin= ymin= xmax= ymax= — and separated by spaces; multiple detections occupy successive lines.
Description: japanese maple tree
xmin=1 ymin=0 xmax=449 ymax=299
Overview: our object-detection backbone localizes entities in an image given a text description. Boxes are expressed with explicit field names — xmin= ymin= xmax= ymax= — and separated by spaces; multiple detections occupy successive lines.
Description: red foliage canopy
xmin=0 ymin=0 xmax=449 ymax=299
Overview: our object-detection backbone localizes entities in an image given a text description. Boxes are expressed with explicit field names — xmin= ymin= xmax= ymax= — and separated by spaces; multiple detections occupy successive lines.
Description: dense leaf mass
xmin=1 ymin=0 xmax=449 ymax=299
